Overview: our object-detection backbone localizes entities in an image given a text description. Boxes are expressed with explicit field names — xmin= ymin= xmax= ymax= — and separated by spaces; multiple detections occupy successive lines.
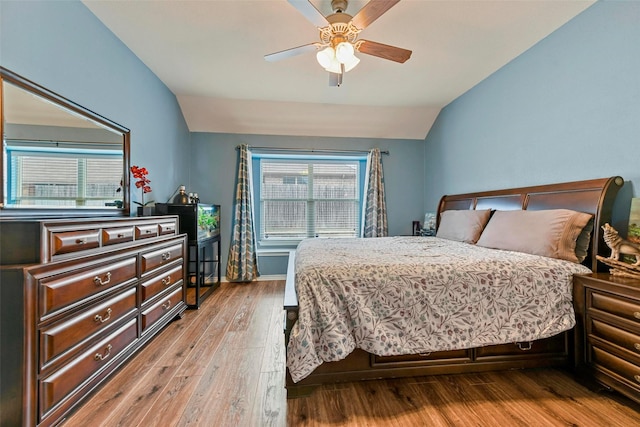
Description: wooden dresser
xmin=0 ymin=216 xmax=187 ymax=427
xmin=573 ymin=273 xmax=640 ymax=404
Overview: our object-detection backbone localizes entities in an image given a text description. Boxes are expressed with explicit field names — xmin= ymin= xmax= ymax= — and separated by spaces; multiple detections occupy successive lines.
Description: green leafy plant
xmin=198 ymin=207 xmax=218 ymax=232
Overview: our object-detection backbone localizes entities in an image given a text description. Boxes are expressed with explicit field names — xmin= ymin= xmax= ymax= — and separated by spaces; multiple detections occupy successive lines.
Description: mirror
xmin=0 ymin=67 xmax=130 ymax=216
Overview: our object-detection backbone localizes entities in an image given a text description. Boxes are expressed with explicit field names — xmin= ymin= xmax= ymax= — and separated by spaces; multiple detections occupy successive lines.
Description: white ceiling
xmin=82 ymin=0 xmax=595 ymax=140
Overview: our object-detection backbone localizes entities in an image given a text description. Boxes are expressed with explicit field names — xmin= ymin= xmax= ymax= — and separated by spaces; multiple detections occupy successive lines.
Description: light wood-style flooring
xmin=65 ymin=280 xmax=640 ymax=427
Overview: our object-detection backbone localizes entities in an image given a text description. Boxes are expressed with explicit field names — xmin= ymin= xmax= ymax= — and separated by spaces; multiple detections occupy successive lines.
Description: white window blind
xmin=6 ymin=146 xmax=122 ymax=207
xmin=259 ymin=158 xmax=361 ymax=242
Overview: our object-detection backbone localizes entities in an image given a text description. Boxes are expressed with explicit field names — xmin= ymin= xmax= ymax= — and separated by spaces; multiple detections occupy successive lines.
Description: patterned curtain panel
xmin=363 ymin=148 xmax=388 ymax=237
xmin=226 ymin=144 xmax=259 ymax=282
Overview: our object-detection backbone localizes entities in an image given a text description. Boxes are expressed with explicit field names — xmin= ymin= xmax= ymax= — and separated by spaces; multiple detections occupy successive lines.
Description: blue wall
xmin=190 ymin=133 xmax=425 ymax=276
xmin=424 ymin=0 xmax=640 ymax=233
xmin=0 ymin=1 xmax=191 ymax=205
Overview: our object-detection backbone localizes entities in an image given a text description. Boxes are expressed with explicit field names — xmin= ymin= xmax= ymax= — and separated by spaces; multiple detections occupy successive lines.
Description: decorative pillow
xmin=575 ymin=217 xmax=594 ymax=263
xmin=436 ymin=209 xmax=492 ymax=244
xmin=475 ymin=209 xmax=594 ymax=263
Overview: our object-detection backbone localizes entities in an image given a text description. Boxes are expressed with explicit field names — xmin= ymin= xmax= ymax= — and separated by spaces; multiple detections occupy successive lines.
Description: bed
xmin=283 ymin=176 xmax=624 ymax=397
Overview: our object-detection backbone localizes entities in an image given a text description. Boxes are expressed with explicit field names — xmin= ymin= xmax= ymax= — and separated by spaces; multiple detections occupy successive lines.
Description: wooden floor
xmin=65 ymin=280 xmax=640 ymax=427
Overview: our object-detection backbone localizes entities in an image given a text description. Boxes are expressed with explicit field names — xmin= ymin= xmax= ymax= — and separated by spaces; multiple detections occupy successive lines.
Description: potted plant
xmin=131 ymin=165 xmax=154 ymax=216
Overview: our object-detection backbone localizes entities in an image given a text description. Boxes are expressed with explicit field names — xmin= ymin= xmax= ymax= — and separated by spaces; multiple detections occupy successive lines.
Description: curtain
xmin=226 ymin=144 xmax=259 ymax=282
xmin=362 ymin=148 xmax=388 ymax=237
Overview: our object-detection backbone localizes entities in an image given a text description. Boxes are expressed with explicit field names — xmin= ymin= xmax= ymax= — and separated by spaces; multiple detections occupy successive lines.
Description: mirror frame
xmin=0 ymin=67 xmax=130 ymax=217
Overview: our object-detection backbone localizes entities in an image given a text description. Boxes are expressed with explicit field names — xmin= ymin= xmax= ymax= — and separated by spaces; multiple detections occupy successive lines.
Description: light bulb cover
xmin=343 ymin=55 xmax=360 ymax=72
xmin=316 ymin=47 xmax=335 ymax=69
xmin=335 ymin=42 xmax=355 ymax=63
xmin=324 ymin=57 xmax=342 ymax=74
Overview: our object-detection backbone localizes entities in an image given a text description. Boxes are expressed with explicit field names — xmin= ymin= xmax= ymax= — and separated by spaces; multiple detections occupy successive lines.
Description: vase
xmin=137 ymin=206 xmax=155 ymax=216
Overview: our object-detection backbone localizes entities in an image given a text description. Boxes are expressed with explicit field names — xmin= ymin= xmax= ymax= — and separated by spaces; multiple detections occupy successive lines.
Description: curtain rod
xmin=235 ymin=145 xmax=389 ymax=155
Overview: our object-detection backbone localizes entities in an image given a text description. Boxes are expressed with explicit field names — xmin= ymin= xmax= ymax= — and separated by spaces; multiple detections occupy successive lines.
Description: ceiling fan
xmin=265 ymin=0 xmax=412 ymax=86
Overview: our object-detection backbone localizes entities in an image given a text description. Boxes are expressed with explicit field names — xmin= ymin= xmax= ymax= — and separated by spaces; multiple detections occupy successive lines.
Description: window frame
xmin=252 ymin=152 xmax=367 ymax=249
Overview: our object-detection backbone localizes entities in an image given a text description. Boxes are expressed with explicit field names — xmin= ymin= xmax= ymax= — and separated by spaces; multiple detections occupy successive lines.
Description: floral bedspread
xmin=287 ymin=236 xmax=591 ymax=383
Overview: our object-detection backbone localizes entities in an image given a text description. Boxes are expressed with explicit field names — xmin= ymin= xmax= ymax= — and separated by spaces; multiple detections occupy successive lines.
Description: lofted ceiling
xmin=82 ymin=0 xmax=595 ymax=140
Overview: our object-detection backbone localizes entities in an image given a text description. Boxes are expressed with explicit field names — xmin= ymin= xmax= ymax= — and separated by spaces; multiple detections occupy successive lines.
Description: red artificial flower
xmin=131 ymin=165 xmax=153 ymax=206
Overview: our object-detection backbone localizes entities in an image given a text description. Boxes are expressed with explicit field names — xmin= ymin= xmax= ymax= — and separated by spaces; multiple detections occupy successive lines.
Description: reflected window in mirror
xmin=5 ymin=139 xmax=123 ymax=208
xmin=1 ymin=67 xmax=130 ymax=215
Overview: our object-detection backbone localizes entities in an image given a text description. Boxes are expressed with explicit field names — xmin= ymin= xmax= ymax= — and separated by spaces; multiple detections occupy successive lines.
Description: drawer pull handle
xmin=635 ymin=343 xmax=640 ymax=352
xmin=117 ymin=233 xmax=125 ymax=238
xmin=93 ymin=272 xmax=112 ymax=286
xmin=161 ymin=252 xmax=172 ymax=261
xmin=635 ymin=375 xmax=640 ymax=383
xmin=418 ymin=352 xmax=432 ymax=357
xmin=161 ymin=276 xmax=172 ymax=286
xmin=162 ymin=300 xmax=172 ymax=310
xmin=634 ymin=312 xmax=640 ymax=320
xmin=94 ymin=344 xmax=112 ymax=361
xmin=94 ymin=308 xmax=112 ymax=323
xmin=76 ymin=238 xmax=87 ymax=245
xmin=517 ymin=342 xmax=533 ymax=351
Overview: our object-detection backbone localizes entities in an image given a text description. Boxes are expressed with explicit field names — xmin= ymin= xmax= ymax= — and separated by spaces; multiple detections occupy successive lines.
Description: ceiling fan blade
xmin=329 ymin=72 xmax=343 ymax=87
xmin=357 ymin=40 xmax=411 ymax=63
xmin=351 ymin=0 xmax=400 ymax=30
xmin=264 ymin=43 xmax=319 ymax=62
xmin=287 ymin=0 xmax=329 ymax=28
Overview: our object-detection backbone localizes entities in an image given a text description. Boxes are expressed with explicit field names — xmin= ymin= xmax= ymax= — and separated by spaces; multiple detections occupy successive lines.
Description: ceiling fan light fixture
xmin=316 ymin=47 xmax=336 ymax=69
xmin=342 ymin=54 xmax=360 ymax=72
xmin=265 ymin=0 xmax=412 ymax=85
xmin=324 ymin=58 xmax=342 ymax=74
xmin=335 ymin=41 xmax=355 ymax=63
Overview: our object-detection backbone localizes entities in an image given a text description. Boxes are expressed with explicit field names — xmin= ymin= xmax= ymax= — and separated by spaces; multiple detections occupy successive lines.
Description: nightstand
xmin=573 ymin=273 xmax=640 ymax=404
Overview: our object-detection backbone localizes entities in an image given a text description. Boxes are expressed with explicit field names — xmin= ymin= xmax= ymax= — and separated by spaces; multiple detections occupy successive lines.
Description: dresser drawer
xmin=158 ymin=221 xmax=177 ymax=235
xmin=51 ymin=229 xmax=100 ymax=256
xmin=588 ymin=289 xmax=640 ymax=326
xmin=591 ymin=345 xmax=640 ymax=391
xmin=141 ymin=286 xmax=183 ymax=333
xmin=39 ymin=318 xmax=138 ymax=419
xmin=39 ymin=256 xmax=137 ymax=319
xmin=39 ymin=287 xmax=137 ymax=369
xmin=140 ymin=242 xmax=184 ymax=275
xmin=136 ymin=223 xmax=159 ymax=240
xmin=140 ymin=264 xmax=183 ymax=305
xmin=102 ymin=226 xmax=134 ymax=246
xmin=589 ymin=318 xmax=640 ymax=360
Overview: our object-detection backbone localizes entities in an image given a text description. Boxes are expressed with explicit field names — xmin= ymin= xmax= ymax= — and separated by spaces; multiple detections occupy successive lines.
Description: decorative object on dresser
xmin=0 ymin=216 xmax=187 ymax=427
xmin=573 ymin=273 xmax=640 ymax=405
xmin=596 ymin=223 xmax=640 ymax=278
xmin=130 ymin=165 xmax=153 ymax=205
xmin=130 ymin=165 xmax=155 ymax=216
xmin=284 ymin=176 xmax=624 ymax=398
xmin=155 ymin=203 xmax=221 ymax=308
xmin=172 ymin=185 xmax=190 ymax=204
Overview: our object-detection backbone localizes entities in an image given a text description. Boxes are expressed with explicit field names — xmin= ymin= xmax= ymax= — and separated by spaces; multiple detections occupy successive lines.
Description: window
xmin=255 ymin=154 xmax=366 ymax=246
xmin=5 ymin=141 xmax=122 ymax=207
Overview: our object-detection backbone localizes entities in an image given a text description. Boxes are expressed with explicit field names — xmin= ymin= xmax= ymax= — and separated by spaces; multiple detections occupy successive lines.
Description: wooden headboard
xmin=437 ymin=176 xmax=624 ymax=272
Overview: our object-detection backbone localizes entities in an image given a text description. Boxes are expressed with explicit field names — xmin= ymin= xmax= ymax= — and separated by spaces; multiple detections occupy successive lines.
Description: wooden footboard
xmin=283 ymin=176 xmax=624 ymax=398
